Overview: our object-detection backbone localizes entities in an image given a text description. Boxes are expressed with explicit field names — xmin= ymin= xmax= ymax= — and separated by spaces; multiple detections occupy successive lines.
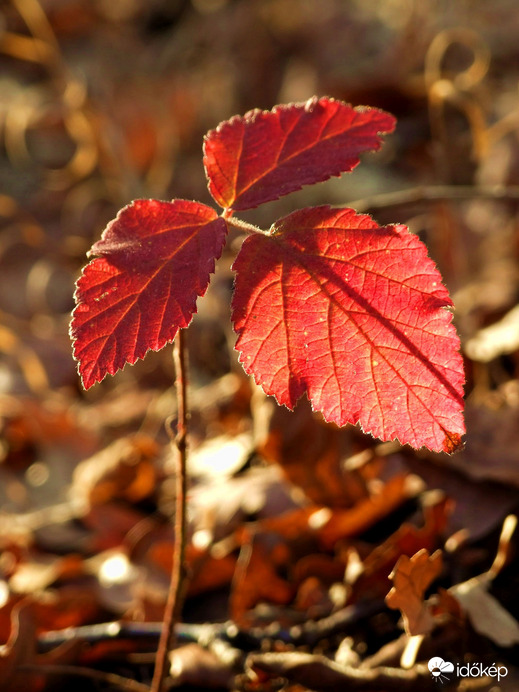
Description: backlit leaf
xmin=231 ymin=206 xmax=465 ymax=452
xmin=203 ymin=96 xmax=395 ymax=211
xmin=71 ymin=199 xmax=227 ymax=389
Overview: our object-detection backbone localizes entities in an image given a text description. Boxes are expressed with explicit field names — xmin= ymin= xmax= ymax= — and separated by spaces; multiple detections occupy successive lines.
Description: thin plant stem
xmin=225 ymin=216 xmax=269 ymax=235
xmin=151 ymin=329 xmax=189 ymax=692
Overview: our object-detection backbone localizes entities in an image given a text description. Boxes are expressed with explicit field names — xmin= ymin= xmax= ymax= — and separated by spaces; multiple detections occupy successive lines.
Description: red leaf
xmin=203 ymin=96 xmax=395 ymax=211
xmin=70 ymin=199 xmax=227 ymax=389
xmin=231 ymin=206 xmax=465 ymax=453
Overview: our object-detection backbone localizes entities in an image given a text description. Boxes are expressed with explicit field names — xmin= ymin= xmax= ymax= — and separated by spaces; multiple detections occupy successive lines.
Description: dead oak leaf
xmin=385 ymin=548 xmax=442 ymax=635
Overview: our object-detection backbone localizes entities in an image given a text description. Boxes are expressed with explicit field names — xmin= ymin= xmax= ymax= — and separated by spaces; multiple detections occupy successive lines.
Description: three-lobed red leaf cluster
xmin=71 ymin=97 xmax=465 ymax=453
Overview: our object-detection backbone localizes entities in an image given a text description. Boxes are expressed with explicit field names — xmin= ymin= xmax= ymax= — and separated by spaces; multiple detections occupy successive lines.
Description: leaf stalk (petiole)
xmin=224 ymin=215 xmax=270 ymax=236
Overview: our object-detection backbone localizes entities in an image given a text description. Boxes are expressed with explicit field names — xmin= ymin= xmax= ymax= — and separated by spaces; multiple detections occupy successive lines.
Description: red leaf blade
xmin=70 ymin=199 xmax=227 ymax=389
xmin=231 ymin=206 xmax=465 ymax=452
xmin=203 ymin=97 xmax=396 ymax=211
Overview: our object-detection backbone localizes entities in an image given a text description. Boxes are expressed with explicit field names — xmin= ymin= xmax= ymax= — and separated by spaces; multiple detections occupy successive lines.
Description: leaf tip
xmin=79 ymin=373 xmax=94 ymax=391
xmin=442 ymin=431 xmax=465 ymax=454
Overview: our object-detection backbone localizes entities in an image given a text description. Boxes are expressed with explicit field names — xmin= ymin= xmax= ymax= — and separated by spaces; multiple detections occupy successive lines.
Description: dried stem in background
xmin=348 ymin=183 xmax=519 ymax=213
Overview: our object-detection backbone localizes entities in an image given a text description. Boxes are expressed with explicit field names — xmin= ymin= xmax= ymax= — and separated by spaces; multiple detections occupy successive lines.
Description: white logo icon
xmin=428 ymin=657 xmax=454 ymax=683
